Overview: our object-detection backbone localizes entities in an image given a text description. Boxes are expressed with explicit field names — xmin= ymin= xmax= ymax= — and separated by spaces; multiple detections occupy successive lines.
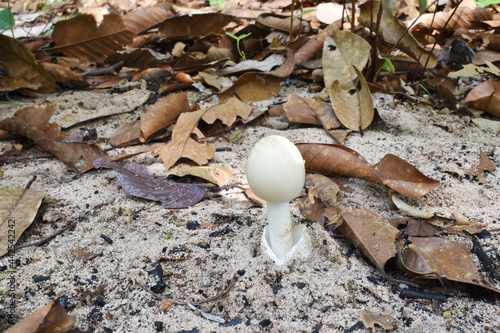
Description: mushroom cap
xmin=246 ymin=135 xmax=305 ymax=202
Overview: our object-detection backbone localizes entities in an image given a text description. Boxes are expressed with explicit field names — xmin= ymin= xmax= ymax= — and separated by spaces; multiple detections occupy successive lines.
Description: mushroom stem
xmin=266 ymin=201 xmax=294 ymax=259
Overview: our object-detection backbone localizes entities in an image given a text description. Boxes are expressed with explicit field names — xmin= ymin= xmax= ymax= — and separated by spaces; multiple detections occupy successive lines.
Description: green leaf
xmin=381 ymin=57 xmax=395 ymax=74
xmin=293 ymin=9 xmax=315 ymax=20
xmin=0 ymin=9 xmax=14 ymax=33
xmin=418 ymin=0 xmax=427 ymax=14
xmin=475 ymin=0 xmax=500 ymax=7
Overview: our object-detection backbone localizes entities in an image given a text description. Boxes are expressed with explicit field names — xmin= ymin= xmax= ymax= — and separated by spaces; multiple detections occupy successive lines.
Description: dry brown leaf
xmin=373 ymin=154 xmax=440 ymax=198
xmin=0 ymin=104 xmax=109 ymax=173
xmin=401 ymin=237 xmax=482 ymax=285
xmin=256 ymin=13 xmax=309 ymax=34
xmin=5 ymin=300 xmax=75 ymax=333
xmin=328 ymin=66 xmax=374 ymax=131
xmin=159 ymin=97 xmax=251 ymax=170
xmin=159 ymin=13 xmax=234 ymax=40
xmin=122 ymin=6 xmax=171 ymax=35
xmin=323 ymin=32 xmax=371 ymax=91
xmin=411 ymin=7 xmax=494 ymax=44
xmin=50 ymin=13 xmax=135 ymax=62
xmin=218 ymin=72 xmax=284 ymax=103
xmin=109 ymin=120 xmax=142 ymax=147
xmin=245 ymin=188 xmax=266 ymax=206
xmin=359 ymin=0 xmax=437 ymax=68
xmin=167 ymin=166 xmax=237 ymax=186
xmin=220 ymin=54 xmax=285 ymax=75
xmin=39 ymin=62 xmax=89 ymax=88
xmin=140 ymin=92 xmax=190 ymax=142
xmin=0 ymin=35 xmax=55 ymax=93
xmin=339 ymin=209 xmax=400 ymax=271
xmin=295 ymin=23 xmax=338 ymax=64
xmin=297 ymin=143 xmax=439 ymax=197
xmin=283 ymin=94 xmax=342 ymax=130
xmin=465 ymin=78 xmax=500 ymax=117
xmin=298 ymin=174 xmax=344 ymax=227
xmin=198 ymin=71 xmax=224 ymax=91
xmin=0 ymin=188 xmax=47 ymax=257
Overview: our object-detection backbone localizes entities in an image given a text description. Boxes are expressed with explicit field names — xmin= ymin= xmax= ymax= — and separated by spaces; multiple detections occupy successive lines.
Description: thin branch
xmin=15 ymin=221 xmax=78 ymax=250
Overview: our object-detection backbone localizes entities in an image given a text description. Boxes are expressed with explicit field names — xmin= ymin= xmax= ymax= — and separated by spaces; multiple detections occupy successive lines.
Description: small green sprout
xmin=292 ymin=9 xmax=315 ymax=20
xmin=418 ymin=84 xmax=432 ymax=98
xmin=209 ymin=0 xmax=228 ymax=10
xmin=225 ymin=32 xmax=252 ymax=60
xmin=0 ymin=9 xmax=14 ymax=34
xmin=381 ymin=57 xmax=395 ymax=74
xmin=230 ymin=130 xmax=242 ymax=143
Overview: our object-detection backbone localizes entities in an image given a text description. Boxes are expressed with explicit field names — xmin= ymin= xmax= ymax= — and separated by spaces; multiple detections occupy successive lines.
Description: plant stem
xmin=266 ymin=201 xmax=294 ymax=259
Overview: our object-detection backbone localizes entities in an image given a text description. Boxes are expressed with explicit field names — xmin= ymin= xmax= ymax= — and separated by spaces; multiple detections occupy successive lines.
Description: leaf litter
xmin=1 ymin=0 xmax=500 ymax=331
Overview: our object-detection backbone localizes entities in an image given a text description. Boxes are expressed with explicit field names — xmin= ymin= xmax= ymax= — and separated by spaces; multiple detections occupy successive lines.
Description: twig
xmin=137 ymin=275 xmax=238 ymax=306
xmin=0 ymin=153 xmax=54 ymax=163
xmin=15 ymin=221 xmax=78 ymax=250
xmin=400 ymin=288 xmax=450 ymax=301
xmin=465 ymin=231 xmax=500 ymax=282
xmin=82 ymin=61 xmax=125 ymax=78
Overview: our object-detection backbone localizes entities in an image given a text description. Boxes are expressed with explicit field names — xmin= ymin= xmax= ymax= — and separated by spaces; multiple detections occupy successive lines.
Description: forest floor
xmin=0 ymin=76 xmax=499 ymax=332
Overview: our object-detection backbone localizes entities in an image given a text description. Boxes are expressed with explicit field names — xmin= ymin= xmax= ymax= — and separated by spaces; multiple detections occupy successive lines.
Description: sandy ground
xmin=0 ymin=80 xmax=499 ymax=332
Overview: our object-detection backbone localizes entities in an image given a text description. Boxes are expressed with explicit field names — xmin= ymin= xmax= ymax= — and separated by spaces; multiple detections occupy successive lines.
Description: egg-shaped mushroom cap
xmin=246 ymin=135 xmax=305 ymax=202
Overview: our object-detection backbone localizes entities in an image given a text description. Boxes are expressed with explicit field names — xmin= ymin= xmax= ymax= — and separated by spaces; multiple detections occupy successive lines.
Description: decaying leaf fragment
xmin=167 ymin=166 xmax=237 ymax=187
xmin=296 ymin=143 xmax=440 ymax=197
xmin=159 ymin=97 xmax=252 ymax=170
xmin=218 ymin=72 xmax=284 ymax=103
xmin=360 ymin=311 xmax=395 ymax=331
xmin=465 ymin=78 xmax=500 ymax=117
xmin=5 ymin=300 xmax=74 ymax=333
xmin=0 ymin=104 xmax=109 ymax=173
xmin=298 ymin=174 xmax=345 ymax=227
xmin=392 ymin=194 xmax=434 ymax=219
xmin=93 ymin=158 xmax=204 ymax=208
xmin=0 ymin=35 xmax=55 ymax=93
xmin=0 ymin=188 xmax=47 ymax=257
xmin=283 ymin=94 xmax=342 ymax=130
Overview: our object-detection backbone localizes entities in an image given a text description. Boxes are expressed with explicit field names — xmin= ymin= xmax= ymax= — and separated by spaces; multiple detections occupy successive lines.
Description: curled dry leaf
xmin=5 ymin=300 xmax=75 ymax=333
xmin=283 ymin=94 xmax=342 ymax=130
xmin=360 ymin=311 xmax=395 ymax=331
xmin=218 ymin=72 xmax=284 ymax=103
xmin=50 ymin=13 xmax=135 ymax=62
xmin=159 ymin=13 xmax=234 ymax=40
xmin=167 ymin=166 xmax=237 ymax=187
xmin=465 ymin=78 xmax=500 ymax=118
xmin=472 ymin=118 xmax=500 ymax=135
xmin=392 ymin=194 xmax=434 ymax=219
xmin=339 ymin=209 xmax=400 ymax=271
xmin=159 ymin=97 xmax=252 ymax=170
xmin=0 ymin=35 xmax=55 ymax=93
xmin=296 ymin=143 xmax=440 ymax=198
xmin=0 ymin=104 xmax=108 ymax=173
xmin=298 ymin=174 xmax=344 ymax=227
xmin=322 ymin=32 xmax=374 ymax=130
xmin=0 ymin=188 xmax=47 ymax=257
xmin=140 ymin=92 xmax=191 ymax=142
xmin=93 ymin=158 xmax=204 ymax=208
xmin=400 ymin=237 xmax=488 ymax=287
xmin=39 ymin=62 xmax=89 ymax=88
xmin=122 ymin=6 xmax=171 ymax=34
xmin=359 ymin=0 xmax=437 ymax=68
xmin=220 ymin=53 xmax=285 ymax=75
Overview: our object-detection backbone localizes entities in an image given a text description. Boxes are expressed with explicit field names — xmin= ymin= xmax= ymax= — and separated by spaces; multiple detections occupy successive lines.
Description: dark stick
xmin=15 ymin=221 xmax=78 ymax=249
xmin=400 ymin=288 xmax=450 ymax=301
xmin=469 ymin=233 xmax=500 ymax=282
xmin=0 ymin=153 xmax=54 ymax=163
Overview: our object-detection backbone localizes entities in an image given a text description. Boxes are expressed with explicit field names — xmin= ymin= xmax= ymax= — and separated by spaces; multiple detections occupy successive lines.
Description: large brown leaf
xmin=296 ymin=143 xmax=439 ymax=197
xmin=339 ymin=209 xmax=400 ymax=271
xmin=122 ymin=6 xmax=171 ymax=34
xmin=401 ymin=237 xmax=483 ymax=286
xmin=158 ymin=13 xmax=234 ymax=40
xmin=50 ymin=13 xmax=135 ymax=62
xmin=140 ymin=92 xmax=191 ymax=142
xmin=0 ymin=35 xmax=55 ymax=93
xmin=0 ymin=188 xmax=47 ymax=257
xmin=0 ymin=104 xmax=108 ymax=173
xmin=218 ymin=72 xmax=284 ymax=103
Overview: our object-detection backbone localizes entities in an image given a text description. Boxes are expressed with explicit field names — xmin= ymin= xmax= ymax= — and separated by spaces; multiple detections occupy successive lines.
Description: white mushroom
xmin=246 ymin=135 xmax=306 ymax=259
